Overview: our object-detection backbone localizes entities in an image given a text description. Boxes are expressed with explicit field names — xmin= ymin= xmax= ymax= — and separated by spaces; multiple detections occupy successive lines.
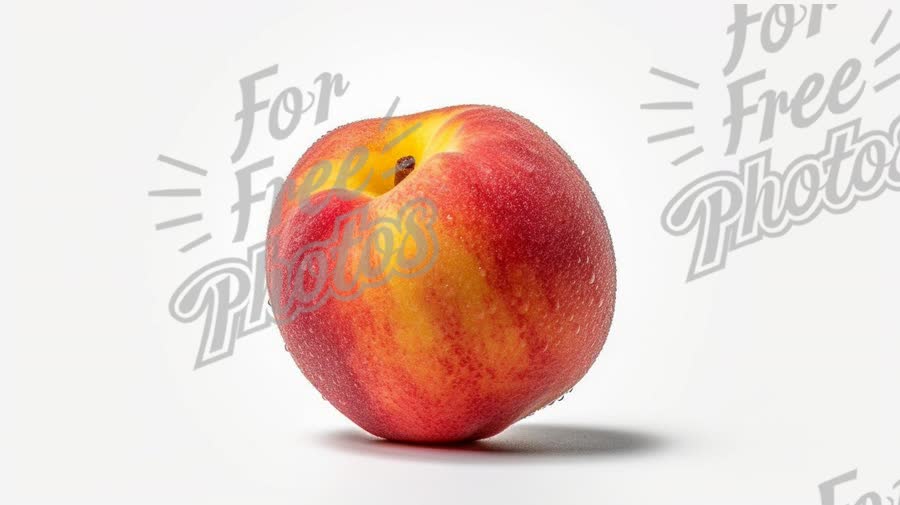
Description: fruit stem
xmin=393 ymin=156 xmax=416 ymax=186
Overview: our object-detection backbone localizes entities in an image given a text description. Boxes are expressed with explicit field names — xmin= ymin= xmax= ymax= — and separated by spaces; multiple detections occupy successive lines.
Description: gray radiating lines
xmin=872 ymin=10 xmax=893 ymax=45
xmin=179 ymin=233 xmax=212 ymax=253
xmin=875 ymin=74 xmax=900 ymax=93
xmin=152 ymin=155 xmax=212 ymax=253
xmin=155 ymin=213 xmax=203 ymax=230
xmin=672 ymin=146 xmax=705 ymax=166
xmin=640 ymin=101 xmax=693 ymax=110
xmin=148 ymin=188 xmax=202 ymax=197
xmin=873 ymin=10 xmax=900 ymax=94
xmin=157 ymin=154 xmax=208 ymax=177
xmin=649 ymin=67 xmax=700 ymax=90
xmin=648 ymin=126 xmax=695 ymax=144
xmin=876 ymin=41 xmax=900 ymax=67
xmin=643 ymin=67 xmax=704 ymax=167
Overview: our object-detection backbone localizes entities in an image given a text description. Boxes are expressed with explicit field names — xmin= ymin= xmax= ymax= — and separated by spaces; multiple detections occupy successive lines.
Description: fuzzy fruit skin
xmin=266 ymin=105 xmax=616 ymax=443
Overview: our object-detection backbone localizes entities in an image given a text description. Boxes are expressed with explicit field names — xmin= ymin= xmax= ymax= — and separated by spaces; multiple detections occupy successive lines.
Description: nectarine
xmin=266 ymin=105 xmax=616 ymax=443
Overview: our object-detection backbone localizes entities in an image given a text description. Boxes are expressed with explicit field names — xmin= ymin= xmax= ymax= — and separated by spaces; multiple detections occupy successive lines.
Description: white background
xmin=5 ymin=2 xmax=900 ymax=504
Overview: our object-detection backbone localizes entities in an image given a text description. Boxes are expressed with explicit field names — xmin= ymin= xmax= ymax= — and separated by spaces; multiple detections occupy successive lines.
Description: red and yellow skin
xmin=266 ymin=105 xmax=616 ymax=443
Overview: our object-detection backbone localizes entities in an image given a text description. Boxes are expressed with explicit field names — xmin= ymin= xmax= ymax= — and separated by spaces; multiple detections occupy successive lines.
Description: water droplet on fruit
xmin=588 ymin=272 xmax=596 ymax=285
